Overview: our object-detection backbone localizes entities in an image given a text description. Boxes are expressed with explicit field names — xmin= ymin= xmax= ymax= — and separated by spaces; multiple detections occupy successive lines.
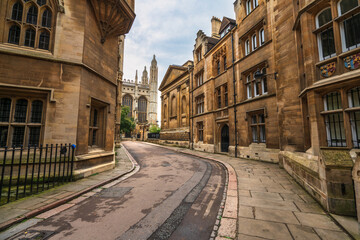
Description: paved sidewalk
xmin=0 ymin=146 xmax=134 ymax=235
xmin=154 ymin=144 xmax=352 ymax=240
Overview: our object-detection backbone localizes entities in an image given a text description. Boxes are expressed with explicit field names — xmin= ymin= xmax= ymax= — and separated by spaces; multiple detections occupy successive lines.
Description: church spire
xmin=142 ymin=66 xmax=148 ymax=85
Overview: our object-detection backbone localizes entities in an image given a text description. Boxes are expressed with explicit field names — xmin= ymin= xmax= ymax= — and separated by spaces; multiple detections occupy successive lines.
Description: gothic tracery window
xmin=122 ymin=95 xmax=133 ymax=117
xmin=138 ymin=97 xmax=147 ymax=123
xmin=7 ymin=0 xmax=54 ymax=51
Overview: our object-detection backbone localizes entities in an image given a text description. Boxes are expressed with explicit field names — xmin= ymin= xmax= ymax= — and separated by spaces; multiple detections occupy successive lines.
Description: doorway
xmin=221 ymin=125 xmax=229 ymax=152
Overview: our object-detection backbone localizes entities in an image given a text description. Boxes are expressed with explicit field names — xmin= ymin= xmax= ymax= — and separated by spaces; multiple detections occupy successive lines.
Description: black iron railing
xmin=0 ymin=144 xmax=75 ymax=206
xmin=148 ymin=133 xmax=160 ymax=139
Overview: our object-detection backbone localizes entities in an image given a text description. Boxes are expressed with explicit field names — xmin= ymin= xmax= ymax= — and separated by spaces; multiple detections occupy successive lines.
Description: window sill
xmin=339 ymin=46 xmax=360 ymax=58
xmin=320 ymin=109 xmax=343 ymax=115
xmin=345 ymin=107 xmax=360 ymax=112
xmin=238 ymin=40 xmax=272 ymax=63
xmin=334 ymin=5 xmax=360 ymax=23
xmin=315 ymin=55 xmax=338 ymax=67
xmin=242 ymin=6 xmax=260 ymax=22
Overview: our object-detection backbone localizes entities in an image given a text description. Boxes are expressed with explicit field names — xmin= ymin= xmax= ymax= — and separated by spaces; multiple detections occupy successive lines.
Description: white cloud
xmin=123 ymin=0 xmax=235 ymax=124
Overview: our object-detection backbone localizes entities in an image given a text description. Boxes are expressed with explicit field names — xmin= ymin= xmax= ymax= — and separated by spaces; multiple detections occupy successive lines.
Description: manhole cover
xmin=98 ymin=187 xmax=133 ymax=198
xmin=9 ymin=230 xmax=55 ymax=240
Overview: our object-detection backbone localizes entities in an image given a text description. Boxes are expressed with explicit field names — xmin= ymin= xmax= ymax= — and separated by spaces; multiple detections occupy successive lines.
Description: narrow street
xmin=10 ymin=142 xmax=225 ymax=240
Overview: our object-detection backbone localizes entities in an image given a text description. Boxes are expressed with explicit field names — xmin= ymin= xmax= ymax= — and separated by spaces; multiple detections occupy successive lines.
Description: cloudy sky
xmin=123 ymin=0 xmax=235 ymax=124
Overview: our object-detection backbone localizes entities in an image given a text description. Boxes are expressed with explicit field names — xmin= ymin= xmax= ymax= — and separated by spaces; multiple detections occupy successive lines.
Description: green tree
xmin=149 ymin=124 xmax=161 ymax=134
xmin=120 ymin=106 xmax=136 ymax=134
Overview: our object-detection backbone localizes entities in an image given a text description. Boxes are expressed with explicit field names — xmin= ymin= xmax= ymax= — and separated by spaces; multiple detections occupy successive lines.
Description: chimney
xmin=211 ymin=17 xmax=221 ymax=39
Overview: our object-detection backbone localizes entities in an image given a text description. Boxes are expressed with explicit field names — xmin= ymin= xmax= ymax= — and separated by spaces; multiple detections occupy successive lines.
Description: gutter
xmin=231 ymin=31 xmax=238 ymax=157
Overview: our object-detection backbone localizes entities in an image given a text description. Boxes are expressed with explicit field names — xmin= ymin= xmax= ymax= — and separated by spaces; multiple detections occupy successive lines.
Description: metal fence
xmin=0 ymin=144 xmax=75 ymax=206
xmin=148 ymin=133 xmax=160 ymax=139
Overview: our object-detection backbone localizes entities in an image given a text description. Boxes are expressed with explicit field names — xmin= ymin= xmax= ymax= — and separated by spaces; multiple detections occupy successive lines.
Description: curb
xmin=141 ymin=142 xmax=238 ymax=239
xmin=0 ymin=144 xmax=139 ymax=233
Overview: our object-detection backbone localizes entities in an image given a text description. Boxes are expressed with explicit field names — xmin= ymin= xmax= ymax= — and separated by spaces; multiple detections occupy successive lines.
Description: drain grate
xmin=98 ymin=187 xmax=133 ymax=198
xmin=9 ymin=230 xmax=55 ymax=240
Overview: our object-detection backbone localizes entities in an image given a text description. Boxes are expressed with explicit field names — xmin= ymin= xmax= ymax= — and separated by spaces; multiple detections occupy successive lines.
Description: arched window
xmin=259 ymin=28 xmax=265 ymax=46
xmin=182 ymin=96 xmax=187 ymax=114
xmin=245 ymin=39 xmax=250 ymax=56
xmin=26 ymin=5 xmax=38 ymax=24
xmin=316 ymin=8 xmax=336 ymax=60
xmin=30 ymin=100 xmax=43 ymax=123
xmin=252 ymin=34 xmax=257 ymax=51
xmin=171 ymin=96 xmax=177 ymax=117
xmin=24 ymin=28 xmax=36 ymax=47
xmin=122 ymin=95 xmax=133 ymax=117
xmin=11 ymin=2 xmax=23 ymax=21
xmin=7 ymin=1 xmax=54 ymax=50
xmin=246 ymin=0 xmax=252 ymax=15
xmin=138 ymin=97 xmax=147 ymax=123
xmin=0 ymin=98 xmax=12 ymax=122
xmin=37 ymin=0 xmax=46 ymax=6
xmin=39 ymin=31 xmax=50 ymax=50
xmin=14 ymin=99 xmax=28 ymax=123
xmin=338 ymin=0 xmax=360 ymax=51
xmin=8 ymin=25 xmax=20 ymax=44
xmin=253 ymin=0 xmax=258 ymax=8
xmin=42 ymin=9 xmax=52 ymax=28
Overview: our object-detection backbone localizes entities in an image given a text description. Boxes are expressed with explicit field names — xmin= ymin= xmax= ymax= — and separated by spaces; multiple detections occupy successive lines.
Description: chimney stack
xmin=211 ymin=17 xmax=221 ymax=39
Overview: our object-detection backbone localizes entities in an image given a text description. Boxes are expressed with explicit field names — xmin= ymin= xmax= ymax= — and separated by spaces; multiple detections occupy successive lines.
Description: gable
xmin=159 ymin=66 xmax=187 ymax=91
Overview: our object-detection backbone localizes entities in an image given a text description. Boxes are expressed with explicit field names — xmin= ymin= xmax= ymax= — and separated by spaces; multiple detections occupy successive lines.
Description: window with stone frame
xmin=348 ymin=86 xmax=360 ymax=148
xmin=122 ymin=95 xmax=133 ymax=117
xmin=322 ymin=92 xmax=347 ymax=147
xmin=217 ymin=60 xmax=221 ymax=75
xmin=249 ymin=111 xmax=266 ymax=143
xmin=245 ymin=67 xmax=268 ymax=99
xmin=338 ymin=0 xmax=360 ymax=52
xmin=196 ymin=95 xmax=205 ymax=114
xmin=252 ymin=34 xmax=257 ymax=51
xmin=138 ymin=96 xmax=147 ymax=122
xmin=195 ymin=46 xmax=202 ymax=63
xmin=259 ymin=28 xmax=265 ymax=46
xmin=217 ymin=87 xmax=221 ymax=109
xmin=245 ymin=39 xmax=250 ymax=56
xmin=196 ymin=71 xmax=204 ymax=87
xmin=223 ymin=56 xmax=227 ymax=71
xmin=316 ymin=8 xmax=336 ymax=60
xmin=7 ymin=0 xmax=54 ymax=51
xmin=88 ymin=99 xmax=107 ymax=149
xmin=198 ymin=122 xmax=204 ymax=141
xmin=224 ymin=84 xmax=228 ymax=107
xmin=0 ymin=96 xmax=44 ymax=147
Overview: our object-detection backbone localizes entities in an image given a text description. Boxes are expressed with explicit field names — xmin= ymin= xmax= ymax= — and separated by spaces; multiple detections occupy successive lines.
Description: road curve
xmin=15 ymin=142 xmax=225 ymax=240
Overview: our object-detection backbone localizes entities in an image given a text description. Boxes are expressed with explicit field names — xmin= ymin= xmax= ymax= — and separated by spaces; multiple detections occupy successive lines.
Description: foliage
xmin=120 ymin=106 xmax=136 ymax=134
xmin=149 ymin=124 xmax=161 ymax=133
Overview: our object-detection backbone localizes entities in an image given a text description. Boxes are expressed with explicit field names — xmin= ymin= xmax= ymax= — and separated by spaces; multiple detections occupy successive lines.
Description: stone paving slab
xmin=152 ymin=144 xmax=352 ymax=240
xmin=0 ymin=146 xmax=135 ymax=232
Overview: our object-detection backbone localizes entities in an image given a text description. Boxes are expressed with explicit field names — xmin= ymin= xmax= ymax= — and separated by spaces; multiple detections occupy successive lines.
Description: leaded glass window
xmin=42 ymin=9 xmax=52 ymax=28
xmin=29 ymin=127 xmax=41 ymax=146
xmin=138 ymin=97 xmax=147 ymax=123
xmin=0 ymin=98 xmax=11 ymax=122
xmin=11 ymin=2 xmax=23 ymax=21
xmin=30 ymin=100 xmax=43 ymax=123
xmin=37 ymin=0 xmax=46 ymax=6
xmin=24 ymin=28 xmax=36 ymax=47
xmin=39 ymin=32 xmax=50 ymax=50
xmin=26 ymin=5 xmax=38 ymax=24
xmin=14 ymin=99 xmax=28 ymax=123
xmin=12 ymin=126 xmax=25 ymax=147
xmin=0 ymin=126 xmax=8 ymax=147
xmin=8 ymin=25 xmax=20 ymax=44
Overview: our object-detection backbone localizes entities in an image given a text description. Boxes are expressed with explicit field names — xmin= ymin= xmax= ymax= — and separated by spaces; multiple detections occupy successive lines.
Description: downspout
xmin=231 ymin=31 xmax=238 ymax=157
xmin=189 ymin=66 xmax=194 ymax=149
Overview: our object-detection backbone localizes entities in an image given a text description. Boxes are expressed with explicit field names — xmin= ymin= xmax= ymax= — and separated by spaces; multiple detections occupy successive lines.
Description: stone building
xmin=160 ymin=0 xmax=360 ymax=216
xmin=0 ymin=0 xmax=135 ymax=177
xmin=159 ymin=61 xmax=192 ymax=147
xmin=121 ymin=55 xmax=158 ymax=139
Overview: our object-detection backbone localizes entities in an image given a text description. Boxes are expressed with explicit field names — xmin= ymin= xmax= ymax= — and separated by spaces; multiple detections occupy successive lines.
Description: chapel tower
xmin=149 ymin=55 xmax=158 ymax=125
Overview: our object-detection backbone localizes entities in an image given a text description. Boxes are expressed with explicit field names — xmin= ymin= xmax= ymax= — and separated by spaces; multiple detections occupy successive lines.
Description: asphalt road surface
xmin=14 ymin=142 xmax=226 ymax=240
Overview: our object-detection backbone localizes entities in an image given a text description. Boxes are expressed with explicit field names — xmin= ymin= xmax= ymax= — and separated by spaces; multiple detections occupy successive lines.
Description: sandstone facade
xmin=0 ymin=0 xmax=135 ymax=178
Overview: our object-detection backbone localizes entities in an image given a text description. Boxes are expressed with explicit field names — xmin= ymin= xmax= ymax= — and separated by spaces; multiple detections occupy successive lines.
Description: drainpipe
xmin=231 ymin=31 xmax=238 ymax=157
xmin=188 ymin=65 xmax=194 ymax=149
